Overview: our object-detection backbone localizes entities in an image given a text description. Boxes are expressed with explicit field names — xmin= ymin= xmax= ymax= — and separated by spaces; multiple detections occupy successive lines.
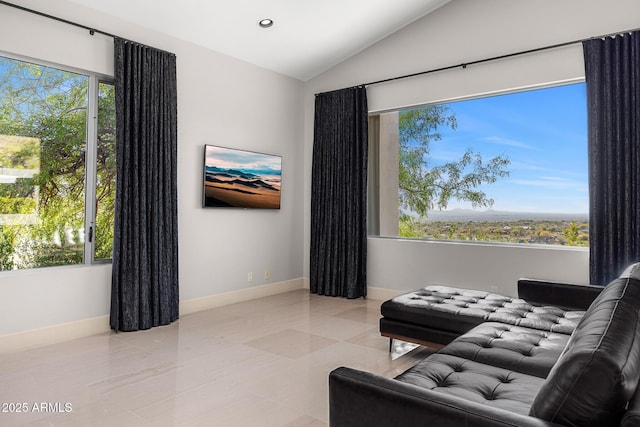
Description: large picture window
xmin=369 ymin=82 xmax=588 ymax=247
xmin=0 ymin=54 xmax=115 ymax=270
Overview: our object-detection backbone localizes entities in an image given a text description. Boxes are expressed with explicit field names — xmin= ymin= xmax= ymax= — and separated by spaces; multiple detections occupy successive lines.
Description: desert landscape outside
xmin=203 ymin=145 xmax=281 ymax=209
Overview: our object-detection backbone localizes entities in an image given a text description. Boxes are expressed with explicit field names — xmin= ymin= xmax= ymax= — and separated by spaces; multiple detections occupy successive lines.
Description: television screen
xmin=203 ymin=145 xmax=282 ymax=209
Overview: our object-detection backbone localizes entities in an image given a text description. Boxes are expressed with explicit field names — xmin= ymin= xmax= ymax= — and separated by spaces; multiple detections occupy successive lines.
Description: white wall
xmin=368 ymin=239 xmax=589 ymax=297
xmin=304 ymin=0 xmax=640 ymax=296
xmin=0 ymin=0 xmax=305 ymax=337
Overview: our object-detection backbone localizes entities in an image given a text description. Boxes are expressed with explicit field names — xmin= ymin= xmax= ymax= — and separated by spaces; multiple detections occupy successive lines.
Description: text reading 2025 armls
xmin=1 ymin=402 xmax=73 ymax=413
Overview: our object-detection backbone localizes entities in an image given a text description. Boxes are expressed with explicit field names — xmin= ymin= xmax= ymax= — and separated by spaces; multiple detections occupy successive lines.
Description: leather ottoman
xmin=380 ymin=285 xmax=585 ymax=346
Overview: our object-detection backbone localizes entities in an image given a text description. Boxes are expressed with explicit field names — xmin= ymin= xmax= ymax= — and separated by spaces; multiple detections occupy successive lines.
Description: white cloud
xmin=482 ymin=136 xmax=536 ymax=150
xmin=511 ymin=176 xmax=587 ymax=191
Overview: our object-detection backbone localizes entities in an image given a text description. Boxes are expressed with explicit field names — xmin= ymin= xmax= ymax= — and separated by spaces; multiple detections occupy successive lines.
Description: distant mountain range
xmin=204 ymin=166 xmax=280 ymax=192
xmin=205 ymin=175 xmax=278 ymax=192
xmin=422 ymin=208 xmax=588 ymax=222
xmin=205 ymin=165 xmax=279 ymax=179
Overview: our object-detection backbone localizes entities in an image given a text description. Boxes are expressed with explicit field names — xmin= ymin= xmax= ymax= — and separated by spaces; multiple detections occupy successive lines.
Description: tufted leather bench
xmin=380 ymin=284 xmax=592 ymax=347
xmin=330 ymin=263 xmax=640 ymax=427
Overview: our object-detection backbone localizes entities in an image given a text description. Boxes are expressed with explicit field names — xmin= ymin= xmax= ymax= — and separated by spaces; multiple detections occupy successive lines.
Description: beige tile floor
xmin=0 ymin=290 xmax=433 ymax=426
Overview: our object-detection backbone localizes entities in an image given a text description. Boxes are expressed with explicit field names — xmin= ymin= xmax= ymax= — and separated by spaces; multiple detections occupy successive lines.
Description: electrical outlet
xmin=248 ymin=272 xmax=253 ymax=282
xmin=265 ymin=269 xmax=270 ymax=280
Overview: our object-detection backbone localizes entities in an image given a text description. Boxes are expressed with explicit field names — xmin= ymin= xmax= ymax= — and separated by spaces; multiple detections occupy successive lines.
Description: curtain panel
xmin=583 ymin=31 xmax=640 ymax=285
xmin=310 ymin=86 xmax=368 ymax=299
xmin=110 ymin=38 xmax=179 ymax=331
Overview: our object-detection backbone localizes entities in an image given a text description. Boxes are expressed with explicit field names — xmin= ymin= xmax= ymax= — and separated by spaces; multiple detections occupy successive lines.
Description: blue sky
xmin=424 ymin=82 xmax=588 ymax=213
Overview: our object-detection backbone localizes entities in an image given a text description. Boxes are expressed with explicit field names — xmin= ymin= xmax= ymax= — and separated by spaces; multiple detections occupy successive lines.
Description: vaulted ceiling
xmin=67 ymin=0 xmax=451 ymax=81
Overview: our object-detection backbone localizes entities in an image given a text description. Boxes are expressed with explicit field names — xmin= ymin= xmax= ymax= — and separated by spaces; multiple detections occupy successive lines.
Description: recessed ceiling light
xmin=258 ymin=18 xmax=274 ymax=28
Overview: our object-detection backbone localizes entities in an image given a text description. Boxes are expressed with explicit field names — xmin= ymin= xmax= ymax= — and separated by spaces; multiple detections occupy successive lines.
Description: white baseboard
xmin=179 ymin=278 xmax=305 ymax=315
xmin=0 ymin=278 xmax=395 ymax=354
xmin=366 ymin=286 xmax=403 ymax=301
xmin=0 ymin=315 xmax=110 ymax=354
xmin=301 ymin=276 xmax=400 ymax=301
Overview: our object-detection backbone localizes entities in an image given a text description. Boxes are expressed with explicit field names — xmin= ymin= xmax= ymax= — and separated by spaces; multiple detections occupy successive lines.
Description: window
xmin=369 ymin=82 xmax=588 ymax=247
xmin=0 ymin=54 xmax=116 ymax=271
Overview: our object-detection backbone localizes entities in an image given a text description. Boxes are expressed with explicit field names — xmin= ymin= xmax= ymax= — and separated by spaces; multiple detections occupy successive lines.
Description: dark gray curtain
xmin=310 ymin=86 xmax=368 ymax=298
xmin=583 ymin=31 xmax=640 ymax=285
xmin=110 ymin=38 xmax=179 ymax=331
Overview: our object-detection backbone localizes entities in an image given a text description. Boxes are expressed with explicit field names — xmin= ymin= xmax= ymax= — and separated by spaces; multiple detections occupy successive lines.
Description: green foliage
xmin=447 ymin=223 xmax=457 ymax=239
xmin=0 ymin=136 xmax=40 ymax=169
xmin=562 ymin=221 xmax=588 ymax=247
xmin=398 ymin=214 xmax=425 ymax=238
xmin=398 ymin=106 xmax=510 ymax=217
xmin=94 ymin=83 xmax=116 ymax=260
xmin=0 ymin=196 xmax=36 ymax=214
xmin=414 ymin=218 xmax=588 ymax=247
xmin=0 ymin=238 xmax=13 ymax=269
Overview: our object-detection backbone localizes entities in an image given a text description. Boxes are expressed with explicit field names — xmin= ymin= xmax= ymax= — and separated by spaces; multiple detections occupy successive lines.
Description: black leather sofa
xmin=329 ymin=263 xmax=640 ymax=426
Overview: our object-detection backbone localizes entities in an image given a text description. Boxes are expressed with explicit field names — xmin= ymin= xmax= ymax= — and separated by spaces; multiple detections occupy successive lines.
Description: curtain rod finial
xmin=89 ymin=29 xmax=95 ymax=36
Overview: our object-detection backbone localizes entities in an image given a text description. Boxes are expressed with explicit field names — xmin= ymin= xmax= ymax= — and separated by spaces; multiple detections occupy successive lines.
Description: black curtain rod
xmin=0 ymin=0 xmax=116 ymax=38
xmin=0 ymin=0 xmax=173 ymax=55
xmin=316 ymin=26 xmax=640 ymax=96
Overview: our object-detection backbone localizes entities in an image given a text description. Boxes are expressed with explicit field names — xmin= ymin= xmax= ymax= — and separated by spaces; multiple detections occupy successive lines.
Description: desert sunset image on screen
xmin=203 ymin=145 xmax=282 ymax=209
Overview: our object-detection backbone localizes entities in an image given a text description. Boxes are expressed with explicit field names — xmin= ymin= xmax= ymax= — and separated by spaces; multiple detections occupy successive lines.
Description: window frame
xmin=0 ymin=50 xmax=115 ymax=270
xmin=368 ymin=78 xmax=589 ymax=249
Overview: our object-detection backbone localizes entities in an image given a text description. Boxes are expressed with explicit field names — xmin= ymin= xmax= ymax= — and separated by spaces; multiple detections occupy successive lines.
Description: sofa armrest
xmin=517 ymin=279 xmax=602 ymax=311
xmin=329 ymin=367 xmax=563 ymax=427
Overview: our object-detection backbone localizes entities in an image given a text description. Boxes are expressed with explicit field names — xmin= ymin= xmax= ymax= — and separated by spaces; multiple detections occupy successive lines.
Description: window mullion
xmin=84 ymin=75 xmax=99 ymax=264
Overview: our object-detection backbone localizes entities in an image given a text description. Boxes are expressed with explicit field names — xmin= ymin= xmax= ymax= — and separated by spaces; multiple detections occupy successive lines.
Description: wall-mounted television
xmin=202 ymin=144 xmax=282 ymax=209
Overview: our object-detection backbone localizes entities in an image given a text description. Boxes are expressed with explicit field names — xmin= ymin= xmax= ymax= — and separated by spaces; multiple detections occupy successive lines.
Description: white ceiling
xmin=66 ymin=0 xmax=451 ymax=81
